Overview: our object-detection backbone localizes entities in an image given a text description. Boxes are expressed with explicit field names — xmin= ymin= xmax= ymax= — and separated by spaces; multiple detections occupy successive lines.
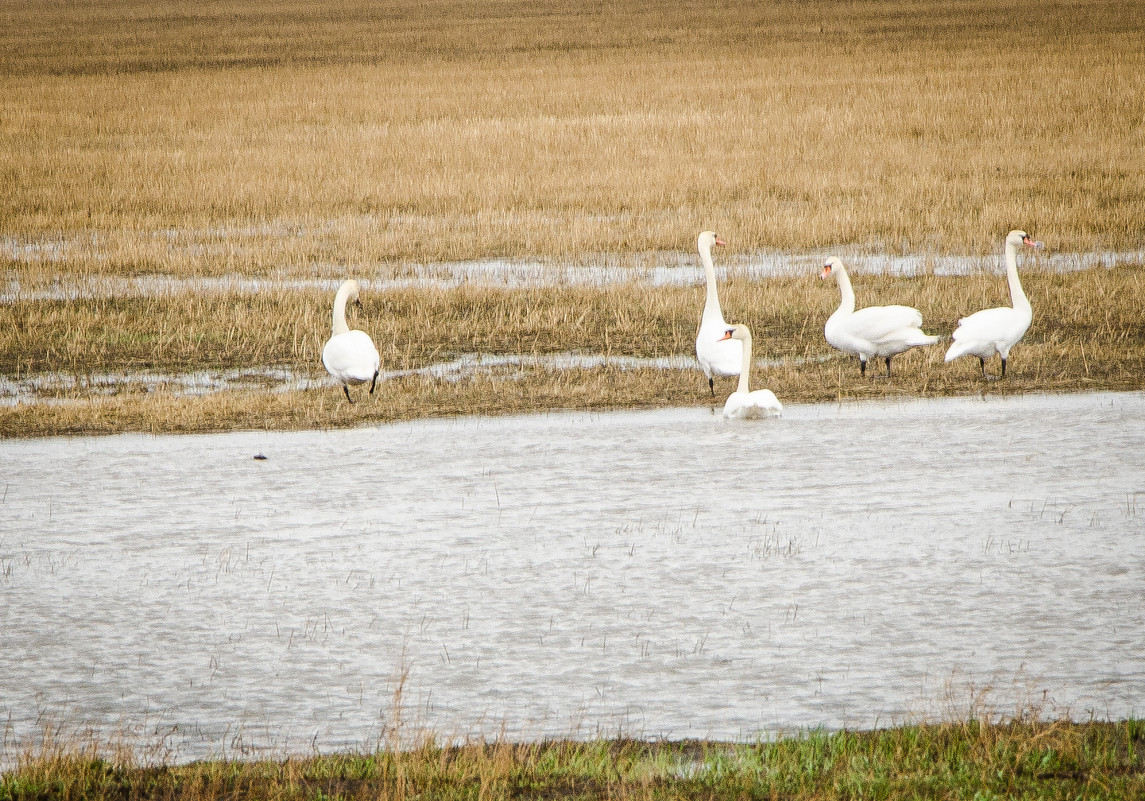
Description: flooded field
xmin=4 ymin=244 xmax=1144 ymax=302
xmin=1 ymin=391 xmax=1143 ymax=764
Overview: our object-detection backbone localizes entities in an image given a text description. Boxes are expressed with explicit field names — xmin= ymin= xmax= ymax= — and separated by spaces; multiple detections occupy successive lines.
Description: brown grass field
xmin=2 ymin=0 xmax=1143 ymax=436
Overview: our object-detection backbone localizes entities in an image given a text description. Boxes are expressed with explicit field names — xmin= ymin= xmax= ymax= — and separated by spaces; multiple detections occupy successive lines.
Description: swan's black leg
xmin=342 ymin=385 xmax=354 ymax=404
xmin=885 ymin=356 xmax=893 ymax=377
xmin=979 ymin=357 xmax=987 ymax=378
xmin=709 ymin=376 xmax=715 ymax=396
xmin=369 ymin=370 xmax=378 ymax=394
xmin=860 ymin=359 xmax=867 ymax=377
xmin=1001 ymin=358 xmax=1007 ymax=378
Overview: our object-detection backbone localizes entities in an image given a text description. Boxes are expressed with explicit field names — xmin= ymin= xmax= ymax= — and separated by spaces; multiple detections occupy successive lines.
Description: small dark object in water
xmin=253 ymin=453 xmax=268 ymax=461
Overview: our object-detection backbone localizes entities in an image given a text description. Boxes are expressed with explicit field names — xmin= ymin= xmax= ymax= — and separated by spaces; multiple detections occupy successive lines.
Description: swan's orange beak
xmin=718 ymin=331 xmax=733 ymax=341
xmin=1022 ymin=235 xmax=1043 ymax=249
xmin=819 ymin=264 xmax=832 ymax=280
xmin=714 ymin=236 xmax=726 ymax=247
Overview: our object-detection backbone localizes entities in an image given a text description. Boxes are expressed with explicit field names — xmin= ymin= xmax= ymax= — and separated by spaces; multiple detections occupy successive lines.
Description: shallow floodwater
xmin=2 ymin=392 xmax=1143 ymax=764
xmin=4 ymin=246 xmax=1144 ymax=302
xmin=3 ymin=352 xmax=819 ymax=407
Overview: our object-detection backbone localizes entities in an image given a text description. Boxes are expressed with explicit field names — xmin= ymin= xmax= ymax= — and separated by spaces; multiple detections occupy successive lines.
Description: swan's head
xmin=820 ymin=257 xmax=845 ymax=281
xmin=698 ymin=231 xmax=726 ymax=252
xmin=718 ymin=323 xmax=752 ymax=343
xmin=1006 ymin=230 xmax=1043 ymax=250
xmin=341 ymin=279 xmax=362 ymax=305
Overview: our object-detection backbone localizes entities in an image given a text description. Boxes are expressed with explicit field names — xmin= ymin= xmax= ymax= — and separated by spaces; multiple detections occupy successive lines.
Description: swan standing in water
xmin=694 ymin=230 xmax=742 ymax=395
xmin=718 ymin=324 xmax=783 ymax=419
xmin=945 ymin=229 xmax=1042 ymax=379
xmin=820 ymin=257 xmax=939 ymax=377
xmin=322 ymin=279 xmax=381 ymax=403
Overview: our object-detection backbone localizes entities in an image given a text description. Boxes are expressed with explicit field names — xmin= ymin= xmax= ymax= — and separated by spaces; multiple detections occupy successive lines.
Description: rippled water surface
xmin=2 ymin=392 xmax=1143 ymax=763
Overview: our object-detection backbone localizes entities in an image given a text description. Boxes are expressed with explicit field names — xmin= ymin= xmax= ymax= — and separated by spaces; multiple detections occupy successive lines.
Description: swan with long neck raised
xmin=694 ymin=230 xmax=742 ymax=394
xmin=322 ymin=279 xmax=381 ymax=403
xmin=717 ymin=324 xmax=783 ymax=419
xmin=944 ymin=229 xmax=1041 ymax=378
xmin=820 ymin=257 xmax=939 ymax=377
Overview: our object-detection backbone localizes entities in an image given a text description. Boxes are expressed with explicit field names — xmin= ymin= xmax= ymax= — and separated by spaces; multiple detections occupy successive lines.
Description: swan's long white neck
xmin=735 ymin=329 xmax=753 ymax=394
xmin=700 ymin=241 xmax=724 ymax=322
xmin=331 ymin=283 xmax=355 ymax=335
xmin=1005 ymin=240 xmax=1030 ymax=314
xmin=832 ymin=264 xmax=856 ymax=316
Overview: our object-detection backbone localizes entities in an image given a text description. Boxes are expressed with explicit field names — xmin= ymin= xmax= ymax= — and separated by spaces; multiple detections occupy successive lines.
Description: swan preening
xmin=718 ymin=324 xmax=783 ymax=419
xmin=322 ymin=279 xmax=381 ymax=403
xmin=944 ymin=229 xmax=1042 ymax=378
xmin=820 ymin=257 xmax=939 ymax=377
xmin=694 ymin=231 xmax=742 ymax=395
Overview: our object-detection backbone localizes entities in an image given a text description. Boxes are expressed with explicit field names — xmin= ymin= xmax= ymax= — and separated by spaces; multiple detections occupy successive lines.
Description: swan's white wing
xmin=951 ymin=307 xmax=1017 ymax=342
xmin=323 ymin=330 xmax=380 ymax=384
xmin=844 ymin=305 xmax=925 ymax=343
xmin=696 ymin=315 xmax=742 ymax=378
xmin=946 ymin=306 xmax=1030 ymax=362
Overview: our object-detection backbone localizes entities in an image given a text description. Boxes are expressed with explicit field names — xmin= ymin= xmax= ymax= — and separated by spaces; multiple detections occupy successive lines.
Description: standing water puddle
xmin=1 ymin=391 xmax=1143 ymax=763
xmin=5 ymin=248 xmax=1144 ymax=301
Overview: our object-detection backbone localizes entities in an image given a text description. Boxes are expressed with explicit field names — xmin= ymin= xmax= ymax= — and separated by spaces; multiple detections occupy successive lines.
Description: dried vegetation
xmin=1 ymin=0 xmax=1143 ymax=435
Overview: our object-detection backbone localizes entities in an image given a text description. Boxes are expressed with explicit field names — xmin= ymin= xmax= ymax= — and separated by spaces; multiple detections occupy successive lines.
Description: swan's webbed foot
xmin=342 ymin=385 xmax=355 ymax=403
xmin=369 ymin=371 xmax=379 ymax=394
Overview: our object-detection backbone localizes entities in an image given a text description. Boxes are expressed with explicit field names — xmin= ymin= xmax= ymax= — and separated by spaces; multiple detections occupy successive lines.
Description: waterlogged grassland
xmin=2 ymin=265 xmax=1143 ymax=436
xmin=2 ymin=0 xmax=1143 ymax=435
xmin=3 ymin=721 xmax=1143 ymax=800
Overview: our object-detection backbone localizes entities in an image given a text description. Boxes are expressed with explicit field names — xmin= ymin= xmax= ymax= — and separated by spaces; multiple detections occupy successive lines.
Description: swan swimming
xmin=718 ymin=324 xmax=783 ymax=419
xmin=694 ymin=230 xmax=742 ymax=395
xmin=945 ymin=229 xmax=1042 ymax=379
xmin=322 ymin=279 xmax=381 ymax=403
xmin=820 ymin=257 xmax=939 ymax=377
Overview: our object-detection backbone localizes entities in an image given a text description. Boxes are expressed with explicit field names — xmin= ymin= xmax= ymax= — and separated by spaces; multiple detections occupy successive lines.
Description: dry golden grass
xmin=2 ymin=0 xmax=1143 ymax=273
xmin=2 ymin=0 xmax=1143 ymax=435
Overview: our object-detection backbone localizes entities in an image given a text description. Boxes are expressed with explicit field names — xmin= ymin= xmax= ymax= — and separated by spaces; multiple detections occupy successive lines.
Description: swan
xmin=694 ymin=230 xmax=742 ymax=395
xmin=820 ymin=257 xmax=939 ymax=377
xmin=717 ymin=324 xmax=783 ymax=419
xmin=322 ymin=279 xmax=381 ymax=403
xmin=945 ymin=229 xmax=1042 ymax=378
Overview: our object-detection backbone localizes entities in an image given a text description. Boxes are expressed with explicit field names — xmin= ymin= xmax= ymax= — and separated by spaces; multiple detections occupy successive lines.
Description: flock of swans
xmin=323 ymin=229 xmax=1043 ymax=417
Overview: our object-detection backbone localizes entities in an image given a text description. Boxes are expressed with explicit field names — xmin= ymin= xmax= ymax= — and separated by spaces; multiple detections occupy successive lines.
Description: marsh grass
xmin=2 ymin=0 xmax=1144 ymax=434
xmin=3 ymin=719 xmax=1143 ymax=800
xmin=2 ymin=264 xmax=1143 ymax=436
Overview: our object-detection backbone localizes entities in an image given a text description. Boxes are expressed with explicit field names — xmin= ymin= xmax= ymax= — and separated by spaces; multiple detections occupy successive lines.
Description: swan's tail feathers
xmin=944 ymin=339 xmax=974 ymax=363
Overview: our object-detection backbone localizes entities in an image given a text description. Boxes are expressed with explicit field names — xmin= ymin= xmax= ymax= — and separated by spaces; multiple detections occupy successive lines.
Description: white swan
xmin=718 ymin=324 xmax=783 ymax=419
xmin=820 ymin=257 xmax=939 ymax=377
xmin=945 ymin=229 xmax=1042 ymax=378
xmin=694 ymin=230 xmax=742 ymax=395
xmin=322 ymin=279 xmax=381 ymax=403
